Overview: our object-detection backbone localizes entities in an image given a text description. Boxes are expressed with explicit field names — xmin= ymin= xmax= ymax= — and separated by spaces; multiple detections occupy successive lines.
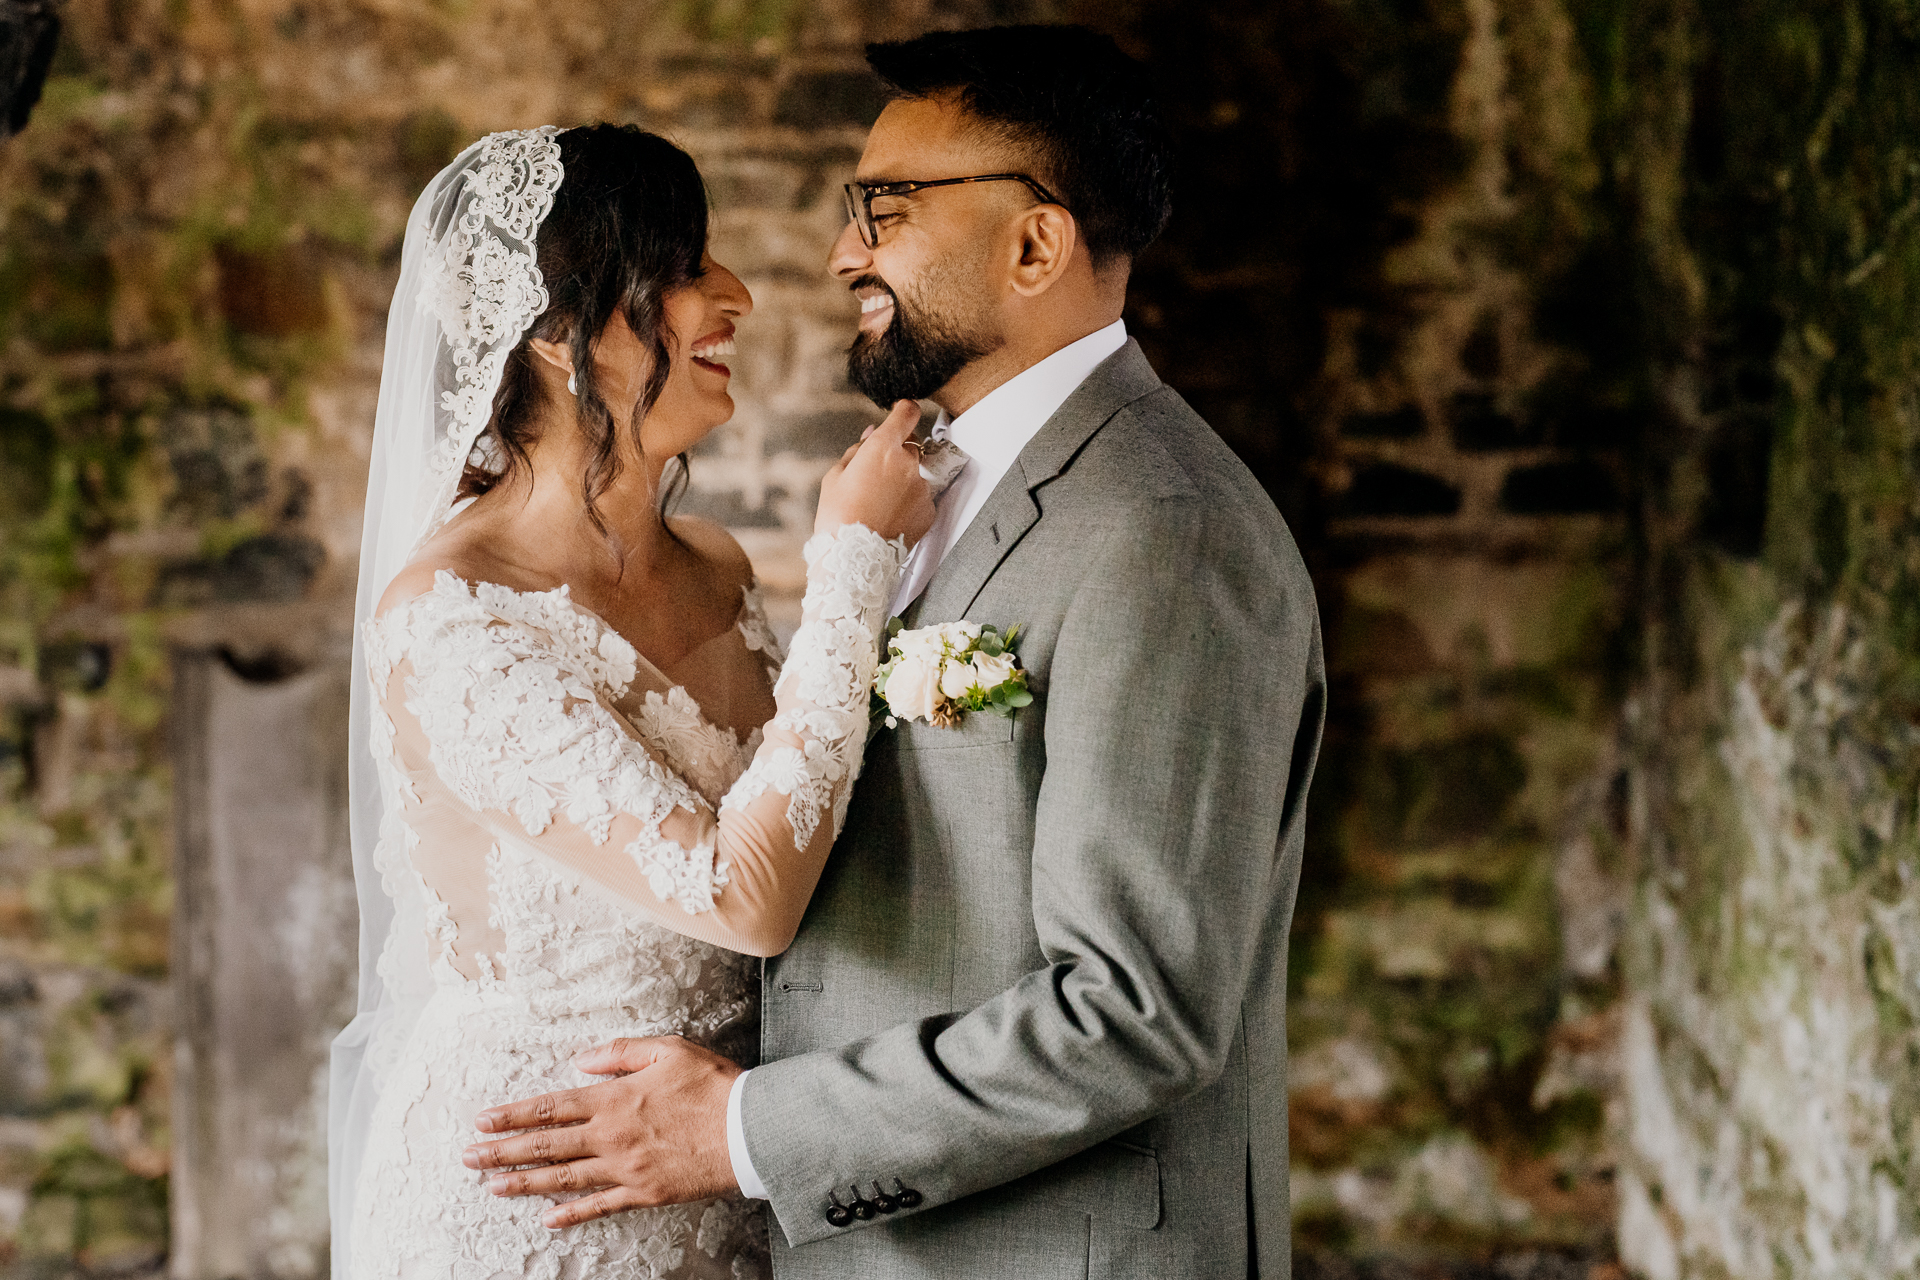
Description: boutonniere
xmin=875 ymin=619 xmax=1032 ymax=729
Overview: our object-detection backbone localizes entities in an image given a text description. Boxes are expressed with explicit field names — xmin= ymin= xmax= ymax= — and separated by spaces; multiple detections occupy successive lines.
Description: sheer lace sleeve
xmin=719 ymin=525 xmax=902 ymax=857
xmin=372 ymin=523 xmax=904 ymax=958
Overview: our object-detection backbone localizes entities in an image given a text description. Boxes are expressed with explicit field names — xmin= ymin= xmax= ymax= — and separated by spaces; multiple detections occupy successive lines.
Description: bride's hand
xmin=815 ymin=399 xmax=936 ymax=546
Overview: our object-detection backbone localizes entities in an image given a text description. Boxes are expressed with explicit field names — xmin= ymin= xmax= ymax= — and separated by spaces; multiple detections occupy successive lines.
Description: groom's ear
xmin=1007 ymin=204 xmax=1078 ymax=298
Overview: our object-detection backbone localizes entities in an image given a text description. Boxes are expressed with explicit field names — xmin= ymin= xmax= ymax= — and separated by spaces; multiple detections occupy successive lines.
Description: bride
xmin=329 ymin=124 xmax=932 ymax=1279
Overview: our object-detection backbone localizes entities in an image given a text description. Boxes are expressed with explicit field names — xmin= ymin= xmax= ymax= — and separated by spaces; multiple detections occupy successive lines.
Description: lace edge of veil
xmin=410 ymin=125 xmax=565 ymax=559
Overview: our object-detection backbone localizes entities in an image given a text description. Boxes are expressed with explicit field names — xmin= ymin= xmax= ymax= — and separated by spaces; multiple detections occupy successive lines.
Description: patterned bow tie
xmin=916 ymin=434 xmax=970 ymax=499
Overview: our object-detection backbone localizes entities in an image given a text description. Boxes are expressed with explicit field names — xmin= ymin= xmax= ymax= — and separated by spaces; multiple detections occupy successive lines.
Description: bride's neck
xmin=492 ymin=419 xmax=678 ymax=588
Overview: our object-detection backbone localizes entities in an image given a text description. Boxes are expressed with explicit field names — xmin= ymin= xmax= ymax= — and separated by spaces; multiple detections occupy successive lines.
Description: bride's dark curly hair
xmin=457 ymin=124 xmax=708 ymax=526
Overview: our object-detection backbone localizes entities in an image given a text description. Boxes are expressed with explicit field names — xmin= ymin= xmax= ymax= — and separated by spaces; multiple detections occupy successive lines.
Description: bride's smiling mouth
xmin=690 ymin=327 xmax=736 ymax=377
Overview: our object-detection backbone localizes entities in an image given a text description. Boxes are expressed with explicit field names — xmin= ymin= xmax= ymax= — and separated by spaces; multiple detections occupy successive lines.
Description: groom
xmin=465 ymin=24 xmax=1325 ymax=1278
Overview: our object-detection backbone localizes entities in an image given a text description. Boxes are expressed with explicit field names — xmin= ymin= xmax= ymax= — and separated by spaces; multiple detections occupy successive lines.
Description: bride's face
xmin=593 ymin=252 xmax=752 ymax=462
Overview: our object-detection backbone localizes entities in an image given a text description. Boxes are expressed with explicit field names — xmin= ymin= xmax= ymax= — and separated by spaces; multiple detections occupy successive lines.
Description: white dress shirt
xmin=724 ymin=318 xmax=1130 ymax=1201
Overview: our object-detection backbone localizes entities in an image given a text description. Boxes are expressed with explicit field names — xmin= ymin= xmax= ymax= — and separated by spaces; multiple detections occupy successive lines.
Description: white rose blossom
xmin=939 ymin=655 xmax=980 ymax=701
xmin=890 ymin=628 xmax=947 ymax=662
xmin=970 ymin=651 xmax=1016 ymax=689
xmin=885 ymin=654 xmax=942 ymax=723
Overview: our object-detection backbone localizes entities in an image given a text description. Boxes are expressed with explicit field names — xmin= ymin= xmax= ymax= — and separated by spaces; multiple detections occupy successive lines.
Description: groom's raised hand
xmin=460 ymin=1035 xmax=739 ymax=1229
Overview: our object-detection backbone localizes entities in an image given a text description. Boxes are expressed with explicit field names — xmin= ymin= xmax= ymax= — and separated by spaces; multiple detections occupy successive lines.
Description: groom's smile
xmin=854 ymin=282 xmax=895 ymax=333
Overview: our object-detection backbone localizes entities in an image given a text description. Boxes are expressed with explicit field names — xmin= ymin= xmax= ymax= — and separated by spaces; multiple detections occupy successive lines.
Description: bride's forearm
xmin=708 ymin=523 xmax=905 ymax=914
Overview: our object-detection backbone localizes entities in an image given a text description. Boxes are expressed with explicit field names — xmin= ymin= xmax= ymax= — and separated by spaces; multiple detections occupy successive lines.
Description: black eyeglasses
xmin=843 ymin=173 xmax=1066 ymax=248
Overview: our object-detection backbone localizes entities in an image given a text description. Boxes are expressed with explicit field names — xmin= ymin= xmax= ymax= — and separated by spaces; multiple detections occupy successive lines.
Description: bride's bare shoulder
xmin=376 ymin=527 xmax=523 ymax=619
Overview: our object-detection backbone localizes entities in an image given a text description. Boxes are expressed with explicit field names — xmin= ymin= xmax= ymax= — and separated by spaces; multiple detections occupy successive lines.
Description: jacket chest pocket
xmin=892 ymin=709 xmax=1018 ymax=752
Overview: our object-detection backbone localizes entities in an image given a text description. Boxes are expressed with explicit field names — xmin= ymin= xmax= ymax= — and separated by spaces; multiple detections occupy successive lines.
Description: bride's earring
xmin=566 ymin=370 xmax=578 ymax=396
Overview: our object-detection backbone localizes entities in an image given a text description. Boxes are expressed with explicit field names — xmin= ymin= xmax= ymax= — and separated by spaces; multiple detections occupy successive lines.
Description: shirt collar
xmin=931 ymin=319 xmax=1129 ymax=475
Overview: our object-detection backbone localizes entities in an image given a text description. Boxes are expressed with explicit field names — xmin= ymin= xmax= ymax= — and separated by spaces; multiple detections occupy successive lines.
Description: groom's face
xmin=833 ymin=94 xmax=1016 ymax=408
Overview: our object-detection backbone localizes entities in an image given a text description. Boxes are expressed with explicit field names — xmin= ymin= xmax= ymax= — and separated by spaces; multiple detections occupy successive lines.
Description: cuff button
xmin=825 ymin=1191 xmax=852 ymax=1228
xmin=871 ymin=1180 xmax=899 ymax=1214
xmin=892 ymin=1177 xmax=923 ymax=1209
xmin=850 ymin=1186 xmax=877 ymax=1220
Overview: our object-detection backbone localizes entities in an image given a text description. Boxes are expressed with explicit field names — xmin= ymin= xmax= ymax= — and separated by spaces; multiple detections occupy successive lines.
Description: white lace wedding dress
xmin=343 ymin=526 xmax=903 ymax=1280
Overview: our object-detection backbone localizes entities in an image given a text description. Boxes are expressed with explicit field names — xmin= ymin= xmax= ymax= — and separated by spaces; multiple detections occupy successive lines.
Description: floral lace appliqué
xmin=354 ymin=577 xmax=770 ymax=1279
xmin=721 ymin=526 xmax=904 ymax=852
xmin=350 ymin=528 xmax=904 ymax=1280
xmin=736 ymin=585 xmax=785 ymax=682
xmin=394 ymin=572 xmax=728 ymax=916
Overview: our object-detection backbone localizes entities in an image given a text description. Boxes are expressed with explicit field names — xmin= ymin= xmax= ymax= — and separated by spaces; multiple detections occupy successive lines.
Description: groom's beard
xmin=846 ymin=264 xmax=1001 ymax=408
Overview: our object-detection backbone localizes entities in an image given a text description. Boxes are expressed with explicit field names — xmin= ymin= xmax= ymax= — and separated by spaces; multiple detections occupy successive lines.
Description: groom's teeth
xmin=861 ymin=295 xmax=893 ymax=314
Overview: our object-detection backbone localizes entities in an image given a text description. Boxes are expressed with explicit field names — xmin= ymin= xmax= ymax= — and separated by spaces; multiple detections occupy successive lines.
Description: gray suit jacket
xmin=742 ymin=340 xmax=1325 ymax=1279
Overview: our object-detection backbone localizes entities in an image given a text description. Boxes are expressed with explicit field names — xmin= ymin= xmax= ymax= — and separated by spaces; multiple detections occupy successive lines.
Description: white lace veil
xmin=329 ymin=126 xmax=565 ymax=1276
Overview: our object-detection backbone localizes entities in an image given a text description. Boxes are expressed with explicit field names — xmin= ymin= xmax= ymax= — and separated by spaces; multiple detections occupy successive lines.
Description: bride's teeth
xmin=693 ymin=337 xmax=736 ymax=360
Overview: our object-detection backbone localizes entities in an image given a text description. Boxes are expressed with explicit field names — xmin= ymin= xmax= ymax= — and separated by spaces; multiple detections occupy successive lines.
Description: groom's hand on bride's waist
xmin=460 ymin=1035 xmax=739 ymax=1229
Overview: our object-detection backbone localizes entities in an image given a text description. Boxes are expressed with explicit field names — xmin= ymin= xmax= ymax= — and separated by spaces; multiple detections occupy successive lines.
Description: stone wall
xmin=1163 ymin=0 xmax=1634 ymax=1266
xmin=2 ymin=0 xmax=1916 ymax=1278
xmin=1603 ymin=1 xmax=1920 ymax=1275
xmin=1101 ymin=2 xmax=1919 ymax=1277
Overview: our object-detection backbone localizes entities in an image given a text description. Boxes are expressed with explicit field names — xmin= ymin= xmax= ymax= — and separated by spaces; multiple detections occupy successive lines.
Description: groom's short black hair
xmin=865 ymin=25 xmax=1174 ymax=267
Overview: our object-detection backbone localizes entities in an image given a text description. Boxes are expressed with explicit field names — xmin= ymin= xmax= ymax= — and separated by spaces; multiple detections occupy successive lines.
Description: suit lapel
xmin=912 ymin=475 xmax=1039 ymax=623
xmin=912 ymin=339 xmax=1165 ymax=623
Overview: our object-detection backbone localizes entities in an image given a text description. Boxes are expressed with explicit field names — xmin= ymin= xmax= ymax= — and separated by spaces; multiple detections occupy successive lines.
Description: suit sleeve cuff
xmin=727 ymin=1068 xmax=769 ymax=1200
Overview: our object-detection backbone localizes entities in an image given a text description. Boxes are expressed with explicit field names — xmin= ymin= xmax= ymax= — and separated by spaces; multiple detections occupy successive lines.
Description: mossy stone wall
xmin=2 ymin=1 xmax=1916 ymax=1277
xmin=1604 ymin=1 xmax=1920 ymax=1274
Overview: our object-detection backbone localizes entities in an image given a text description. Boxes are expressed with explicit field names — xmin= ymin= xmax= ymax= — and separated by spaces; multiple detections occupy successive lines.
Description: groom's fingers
xmin=485 ymin=1156 xmax=611 ymax=1199
xmin=542 ymin=1185 xmax=649 ymax=1229
xmin=463 ymin=1118 xmax=593 ymax=1171
xmin=468 ymin=1035 xmax=740 ymax=1221
xmin=473 ymin=1085 xmax=597 ymax=1136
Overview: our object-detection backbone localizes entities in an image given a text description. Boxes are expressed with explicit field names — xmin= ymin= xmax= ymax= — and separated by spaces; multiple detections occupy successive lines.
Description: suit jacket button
xmin=871 ymin=1180 xmax=898 ymax=1214
xmin=849 ymin=1185 xmax=876 ymax=1220
xmin=892 ymin=1177 xmax=923 ymax=1209
xmin=825 ymin=1192 xmax=852 ymax=1227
